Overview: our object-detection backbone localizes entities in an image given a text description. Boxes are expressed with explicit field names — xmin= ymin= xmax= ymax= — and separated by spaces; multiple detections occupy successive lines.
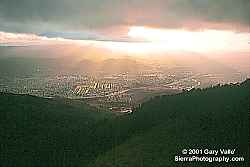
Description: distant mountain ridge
xmin=0 ymin=56 xmax=149 ymax=76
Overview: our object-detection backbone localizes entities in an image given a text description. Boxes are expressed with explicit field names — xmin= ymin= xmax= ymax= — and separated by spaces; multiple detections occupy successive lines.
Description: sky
xmin=0 ymin=0 xmax=249 ymax=53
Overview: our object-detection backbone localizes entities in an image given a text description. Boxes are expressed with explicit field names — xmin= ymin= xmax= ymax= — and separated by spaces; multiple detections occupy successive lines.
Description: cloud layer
xmin=0 ymin=0 xmax=249 ymax=33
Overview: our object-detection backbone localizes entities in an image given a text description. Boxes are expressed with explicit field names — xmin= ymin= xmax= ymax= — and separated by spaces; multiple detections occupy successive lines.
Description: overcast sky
xmin=0 ymin=0 xmax=249 ymax=34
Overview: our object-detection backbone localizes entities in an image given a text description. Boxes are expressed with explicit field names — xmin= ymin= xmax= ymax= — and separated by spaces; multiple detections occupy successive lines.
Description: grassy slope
xmin=89 ymin=80 xmax=250 ymax=167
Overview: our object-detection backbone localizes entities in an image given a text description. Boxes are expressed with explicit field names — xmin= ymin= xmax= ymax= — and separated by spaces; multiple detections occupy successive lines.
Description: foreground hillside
xmin=90 ymin=80 xmax=249 ymax=167
xmin=0 ymin=79 xmax=249 ymax=167
xmin=0 ymin=95 xmax=114 ymax=166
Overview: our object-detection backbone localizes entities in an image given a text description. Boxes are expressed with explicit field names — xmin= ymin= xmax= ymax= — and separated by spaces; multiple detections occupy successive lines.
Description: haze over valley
xmin=0 ymin=44 xmax=249 ymax=112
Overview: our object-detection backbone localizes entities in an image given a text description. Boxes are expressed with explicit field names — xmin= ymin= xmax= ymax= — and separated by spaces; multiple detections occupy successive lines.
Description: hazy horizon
xmin=0 ymin=0 xmax=249 ymax=97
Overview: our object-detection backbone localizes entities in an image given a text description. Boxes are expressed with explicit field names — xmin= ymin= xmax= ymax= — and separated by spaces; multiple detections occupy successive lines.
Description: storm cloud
xmin=0 ymin=0 xmax=249 ymax=33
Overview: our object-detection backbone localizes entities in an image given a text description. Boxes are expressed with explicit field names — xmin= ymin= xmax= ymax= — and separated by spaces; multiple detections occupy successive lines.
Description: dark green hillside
xmin=0 ymin=94 xmax=114 ymax=167
xmin=0 ymin=79 xmax=249 ymax=167
xmin=89 ymin=80 xmax=250 ymax=167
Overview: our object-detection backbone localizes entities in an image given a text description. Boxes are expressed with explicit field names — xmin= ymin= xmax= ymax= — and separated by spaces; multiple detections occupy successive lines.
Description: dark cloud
xmin=0 ymin=0 xmax=249 ymax=33
xmin=0 ymin=0 xmax=125 ymax=33
xmin=170 ymin=0 xmax=250 ymax=25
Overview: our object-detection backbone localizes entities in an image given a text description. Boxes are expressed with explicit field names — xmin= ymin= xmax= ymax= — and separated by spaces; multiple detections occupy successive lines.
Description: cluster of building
xmin=0 ymin=72 xmax=201 ymax=113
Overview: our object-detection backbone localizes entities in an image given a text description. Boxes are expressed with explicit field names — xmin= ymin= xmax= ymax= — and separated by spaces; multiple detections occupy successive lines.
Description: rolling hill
xmin=0 ymin=94 xmax=114 ymax=166
xmin=0 ymin=79 xmax=249 ymax=167
xmin=89 ymin=79 xmax=249 ymax=167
